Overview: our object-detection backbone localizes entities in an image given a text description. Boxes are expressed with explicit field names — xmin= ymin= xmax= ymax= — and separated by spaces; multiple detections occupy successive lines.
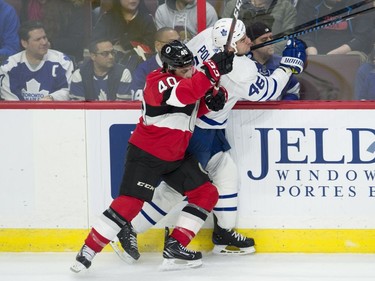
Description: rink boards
xmin=0 ymin=101 xmax=375 ymax=253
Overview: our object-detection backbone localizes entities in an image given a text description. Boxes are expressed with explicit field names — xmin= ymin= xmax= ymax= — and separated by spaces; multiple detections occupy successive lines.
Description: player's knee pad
xmin=132 ymin=182 xmax=184 ymax=233
xmin=153 ymin=181 xmax=184 ymax=209
xmin=185 ymin=181 xmax=219 ymax=211
xmin=109 ymin=195 xmax=144 ymax=222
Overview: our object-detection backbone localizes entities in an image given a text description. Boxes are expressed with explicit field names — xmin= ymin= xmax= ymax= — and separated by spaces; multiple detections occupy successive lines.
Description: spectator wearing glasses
xmin=129 ymin=27 xmax=180 ymax=100
xmin=69 ymin=38 xmax=132 ymax=101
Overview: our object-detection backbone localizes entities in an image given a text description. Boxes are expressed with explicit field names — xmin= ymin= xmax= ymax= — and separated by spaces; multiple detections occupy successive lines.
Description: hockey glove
xmin=202 ymin=51 xmax=235 ymax=83
xmin=204 ymin=86 xmax=228 ymax=111
xmin=280 ymin=38 xmax=307 ymax=74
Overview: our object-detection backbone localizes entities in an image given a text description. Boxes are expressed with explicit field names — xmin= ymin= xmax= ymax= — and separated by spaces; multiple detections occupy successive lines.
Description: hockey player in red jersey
xmin=114 ymin=18 xmax=307 ymax=261
xmin=70 ymin=40 xmax=234 ymax=272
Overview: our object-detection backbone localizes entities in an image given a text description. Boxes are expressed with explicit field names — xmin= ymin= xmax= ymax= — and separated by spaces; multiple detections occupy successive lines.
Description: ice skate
xmin=70 ymin=244 xmax=96 ymax=273
xmin=110 ymin=220 xmax=140 ymax=264
xmin=212 ymin=216 xmax=255 ymax=255
xmin=160 ymin=227 xmax=203 ymax=271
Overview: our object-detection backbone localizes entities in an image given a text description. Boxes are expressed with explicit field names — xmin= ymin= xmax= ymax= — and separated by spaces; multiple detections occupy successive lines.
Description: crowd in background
xmin=0 ymin=0 xmax=374 ymax=101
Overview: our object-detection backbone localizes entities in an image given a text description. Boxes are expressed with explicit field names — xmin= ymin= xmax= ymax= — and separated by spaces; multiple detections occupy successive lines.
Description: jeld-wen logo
xmin=247 ymin=128 xmax=375 ymax=180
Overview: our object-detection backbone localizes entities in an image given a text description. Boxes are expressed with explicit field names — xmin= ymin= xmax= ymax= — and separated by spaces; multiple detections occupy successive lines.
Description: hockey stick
xmin=250 ymin=4 xmax=375 ymax=51
xmin=213 ymin=0 xmax=243 ymax=93
xmin=273 ymin=0 xmax=375 ymax=43
xmin=224 ymin=0 xmax=243 ymax=51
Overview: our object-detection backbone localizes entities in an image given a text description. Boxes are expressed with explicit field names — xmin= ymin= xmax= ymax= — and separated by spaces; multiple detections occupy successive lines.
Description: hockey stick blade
xmin=250 ymin=5 xmax=375 ymax=51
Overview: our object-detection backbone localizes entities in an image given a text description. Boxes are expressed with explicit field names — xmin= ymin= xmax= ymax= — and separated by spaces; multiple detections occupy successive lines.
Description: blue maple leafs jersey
xmin=0 ymin=49 xmax=73 ymax=101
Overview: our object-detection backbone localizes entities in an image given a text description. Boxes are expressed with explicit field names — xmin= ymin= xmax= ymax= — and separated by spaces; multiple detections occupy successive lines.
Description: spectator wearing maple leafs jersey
xmin=0 ymin=20 xmax=73 ymax=101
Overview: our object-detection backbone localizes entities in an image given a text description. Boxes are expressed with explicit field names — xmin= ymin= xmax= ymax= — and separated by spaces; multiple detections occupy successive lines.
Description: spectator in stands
xmin=222 ymin=0 xmax=297 ymax=54
xmin=70 ymin=38 xmax=132 ymax=101
xmin=0 ymin=0 xmax=21 ymax=64
xmin=247 ymin=21 xmax=300 ymax=100
xmin=0 ymin=21 xmax=73 ymax=101
xmin=296 ymin=0 xmax=372 ymax=60
xmin=92 ymin=0 xmax=113 ymax=29
xmin=130 ymin=27 xmax=180 ymax=100
xmin=354 ymin=42 xmax=375 ymax=100
xmin=19 ymin=0 xmax=87 ymax=66
xmin=5 ymin=0 xmax=23 ymax=16
xmin=155 ymin=0 xmax=218 ymax=43
xmin=92 ymin=0 xmax=156 ymax=71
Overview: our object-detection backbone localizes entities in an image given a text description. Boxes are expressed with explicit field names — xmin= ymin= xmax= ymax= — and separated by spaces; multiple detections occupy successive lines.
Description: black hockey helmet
xmin=161 ymin=40 xmax=193 ymax=70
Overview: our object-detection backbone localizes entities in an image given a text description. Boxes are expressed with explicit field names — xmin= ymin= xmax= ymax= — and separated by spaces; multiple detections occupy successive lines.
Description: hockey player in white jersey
xmin=113 ymin=18 xmax=306 ymax=260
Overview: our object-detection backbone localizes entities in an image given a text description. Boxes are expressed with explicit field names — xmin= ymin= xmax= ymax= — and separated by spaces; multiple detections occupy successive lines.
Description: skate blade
xmin=70 ymin=261 xmax=87 ymax=273
xmin=159 ymin=258 xmax=203 ymax=271
xmin=212 ymin=245 xmax=256 ymax=255
xmin=110 ymin=240 xmax=137 ymax=264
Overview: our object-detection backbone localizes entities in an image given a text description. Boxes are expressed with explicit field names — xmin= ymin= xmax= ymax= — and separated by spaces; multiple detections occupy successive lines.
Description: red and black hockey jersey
xmin=129 ymin=68 xmax=213 ymax=161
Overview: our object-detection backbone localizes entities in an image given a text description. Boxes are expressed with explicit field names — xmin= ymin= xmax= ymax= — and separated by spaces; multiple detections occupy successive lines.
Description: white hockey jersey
xmin=187 ymin=28 xmax=292 ymax=129
xmin=0 ymin=50 xmax=73 ymax=101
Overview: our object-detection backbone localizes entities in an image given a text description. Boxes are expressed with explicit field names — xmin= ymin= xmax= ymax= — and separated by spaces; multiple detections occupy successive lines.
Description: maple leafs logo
xmin=98 ymin=89 xmax=108 ymax=101
xmin=220 ymin=28 xmax=228 ymax=37
xmin=22 ymin=79 xmax=49 ymax=101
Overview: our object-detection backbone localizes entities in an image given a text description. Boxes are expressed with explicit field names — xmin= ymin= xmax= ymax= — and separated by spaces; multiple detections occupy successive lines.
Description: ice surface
xmin=1 ymin=252 xmax=375 ymax=281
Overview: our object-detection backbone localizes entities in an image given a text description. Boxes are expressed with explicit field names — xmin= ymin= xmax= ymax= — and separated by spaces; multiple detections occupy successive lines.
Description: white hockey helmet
xmin=212 ymin=18 xmax=246 ymax=53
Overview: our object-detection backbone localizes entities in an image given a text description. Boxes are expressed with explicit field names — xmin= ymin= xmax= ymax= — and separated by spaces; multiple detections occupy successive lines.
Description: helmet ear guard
xmin=212 ymin=18 xmax=246 ymax=54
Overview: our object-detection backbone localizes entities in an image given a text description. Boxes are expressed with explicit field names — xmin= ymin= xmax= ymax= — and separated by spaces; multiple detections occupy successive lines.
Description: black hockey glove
xmin=204 ymin=86 xmax=228 ymax=111
xmin=201 ymin=51 xmax=235 ymax=83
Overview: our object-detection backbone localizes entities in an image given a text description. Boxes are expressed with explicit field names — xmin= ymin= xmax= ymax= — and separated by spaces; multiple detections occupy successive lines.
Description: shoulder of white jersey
xmin=46 ymin=49 xmax=72 ymax=63
xmin=71 ymin=68 xmax=83 ymax=82
xmin=186 ymin=27 xmax=213 ymax=52
xmin=120 ymin=68 xmax=132 ymax=82
xmin=0 ymin=51 xmax=25 ymax=71
xmin=227 ymin=55 xmax=258 ymax=80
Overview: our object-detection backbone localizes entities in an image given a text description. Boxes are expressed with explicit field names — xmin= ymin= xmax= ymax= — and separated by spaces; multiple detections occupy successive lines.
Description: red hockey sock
xmin=84 ymin=228 xmax=111 ymax=253
xmin=170 ymin=227 xmax=195 ymax=247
